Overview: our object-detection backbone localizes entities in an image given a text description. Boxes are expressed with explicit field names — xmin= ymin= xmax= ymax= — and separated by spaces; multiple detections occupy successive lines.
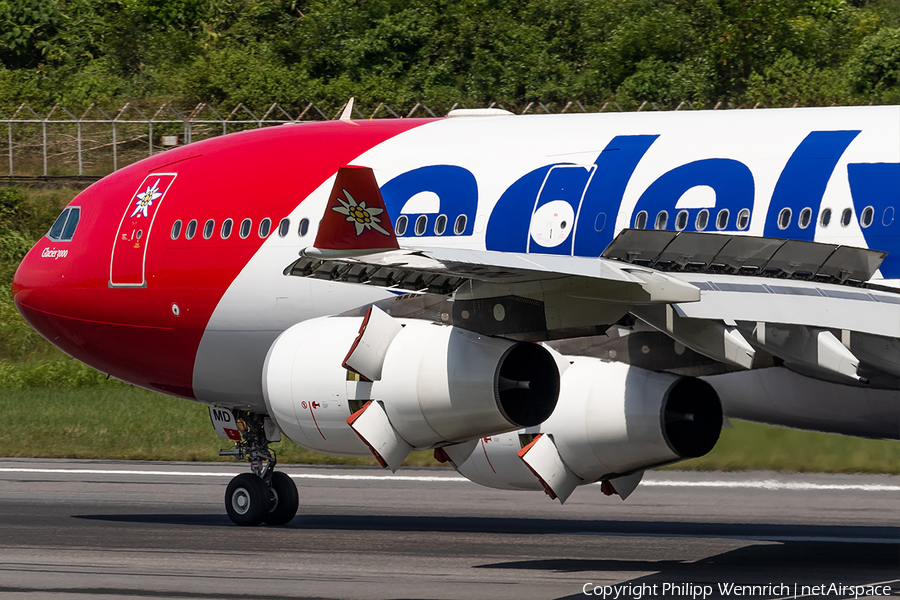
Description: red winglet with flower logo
xmin=313 ymin=166 xmax=399 ymax=253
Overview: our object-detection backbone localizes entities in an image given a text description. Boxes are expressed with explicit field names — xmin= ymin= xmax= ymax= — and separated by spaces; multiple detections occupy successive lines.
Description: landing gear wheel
xmin=225 ymin=473 xmax=269 ymax=526
xmin=264 ymin=471 xmax=299 ymax=525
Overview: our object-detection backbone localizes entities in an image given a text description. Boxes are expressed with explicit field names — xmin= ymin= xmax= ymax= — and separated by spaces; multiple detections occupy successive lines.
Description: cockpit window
xmin=48 ymin=210 xmax=68 ymax=240
xmin=61 ymin=208 xmax=80 ymax=240
xmin=47 ymin=207 xmax=81 ymax=241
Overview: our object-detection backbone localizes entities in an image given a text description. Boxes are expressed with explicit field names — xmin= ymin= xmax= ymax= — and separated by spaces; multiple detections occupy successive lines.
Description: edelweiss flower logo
xmin=130 ymin=178 xmax=162 ymax=218
xmin=331 ymin=189 xmax=391 ymax=236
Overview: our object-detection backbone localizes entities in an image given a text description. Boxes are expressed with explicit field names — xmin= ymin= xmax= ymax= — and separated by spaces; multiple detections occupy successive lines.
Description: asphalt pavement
xmin=1 ymin=458 xmax=897 ymax=600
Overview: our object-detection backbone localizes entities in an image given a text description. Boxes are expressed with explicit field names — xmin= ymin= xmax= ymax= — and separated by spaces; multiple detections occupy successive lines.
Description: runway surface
xmin=1 ymin=458 xmax=897 ymax=600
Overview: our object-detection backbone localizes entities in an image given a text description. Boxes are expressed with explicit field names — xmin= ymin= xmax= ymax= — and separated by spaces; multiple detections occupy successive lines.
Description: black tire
xmin=264 ymin=471 xmax=299 ymax=525
xmin=225 ymin=473 xmax=269 ymax=526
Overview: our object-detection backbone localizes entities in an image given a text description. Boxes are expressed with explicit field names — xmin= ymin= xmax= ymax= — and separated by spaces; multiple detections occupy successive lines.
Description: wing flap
xmin=603 ymin=229 xmax=887 ymax=283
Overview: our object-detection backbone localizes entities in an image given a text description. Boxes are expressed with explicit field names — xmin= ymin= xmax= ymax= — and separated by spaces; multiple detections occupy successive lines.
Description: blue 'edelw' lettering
xmin=380 ymin=130 xmax=897 ymax=278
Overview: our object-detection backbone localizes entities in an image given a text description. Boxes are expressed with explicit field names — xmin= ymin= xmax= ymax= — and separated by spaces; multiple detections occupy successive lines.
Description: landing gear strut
xmin=219 ymin=411 xmax=299 ymax=526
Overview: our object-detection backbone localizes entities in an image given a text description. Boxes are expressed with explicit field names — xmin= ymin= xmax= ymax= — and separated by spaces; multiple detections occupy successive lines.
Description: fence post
xmin=42 ymin=120 xmax=48 ymax=177
xmin=148 ymin=122 xmax=153 ymax=157
xmin=77 ymin=121 xmax=83 ymax=176
xmin=112 ymin=121 xmax=118 ymax=171
xmin=7 ymin=121 xmax=12 ymax=177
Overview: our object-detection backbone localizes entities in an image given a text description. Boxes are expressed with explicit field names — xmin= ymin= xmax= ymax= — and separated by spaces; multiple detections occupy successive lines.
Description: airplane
xmin=12 ymin=104 xmax=899 ymax=526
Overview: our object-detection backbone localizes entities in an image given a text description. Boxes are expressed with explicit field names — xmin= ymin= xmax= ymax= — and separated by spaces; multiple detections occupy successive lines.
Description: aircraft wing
xmin=290 ymin=166 xmax=900 ymax=387
xmin=295 ymin=245 xmax=703 ymax=303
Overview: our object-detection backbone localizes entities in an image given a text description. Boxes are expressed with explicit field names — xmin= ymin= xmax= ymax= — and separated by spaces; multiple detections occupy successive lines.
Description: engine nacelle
xmin=453 ymin=358 xmax=722 ymax=500
xmin=262 ymin=315 xmax=560 ymax=458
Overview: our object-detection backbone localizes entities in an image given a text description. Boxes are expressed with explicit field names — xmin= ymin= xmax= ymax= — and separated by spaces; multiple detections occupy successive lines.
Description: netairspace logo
xmin=581 ymin=582 xmax=894 ymax=599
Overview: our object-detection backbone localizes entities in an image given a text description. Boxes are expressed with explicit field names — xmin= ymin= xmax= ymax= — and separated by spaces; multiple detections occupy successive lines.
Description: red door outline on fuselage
xmin=109 ymin=172 xmax=177 ymax=288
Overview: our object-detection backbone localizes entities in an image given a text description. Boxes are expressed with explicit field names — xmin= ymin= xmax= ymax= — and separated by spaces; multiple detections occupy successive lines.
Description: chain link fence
xmin=1 ymin=99 xmax=743 ymax=182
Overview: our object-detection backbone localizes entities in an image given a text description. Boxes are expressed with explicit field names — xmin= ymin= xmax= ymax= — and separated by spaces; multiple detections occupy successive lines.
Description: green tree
xmin=0 ymin=0 xmax=59 ymax=69
xmin=845 ymin=27 xmax=900 ymax=100
xmin=1 ymin=0 xmax=898 ymax=112
xmin=744 ymin=52 xmax=848 ymax=107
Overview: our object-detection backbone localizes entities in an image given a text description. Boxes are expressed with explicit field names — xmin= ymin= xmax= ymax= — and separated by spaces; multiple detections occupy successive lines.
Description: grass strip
xmin=660 ymin=419 xmax=900 ymax=474
xmin=0 ymin=385 xmax=429 ymax=466
xmin=1 ymin=383 xmax=897 ymax=473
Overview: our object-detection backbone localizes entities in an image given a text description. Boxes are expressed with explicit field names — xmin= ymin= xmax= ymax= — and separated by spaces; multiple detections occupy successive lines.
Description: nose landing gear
xmin=217 ymin=410 xmax=299 ymax=526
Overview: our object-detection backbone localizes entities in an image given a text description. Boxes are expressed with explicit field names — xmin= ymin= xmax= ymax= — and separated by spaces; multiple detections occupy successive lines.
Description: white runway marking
xmin=640 ymin=479 xmax=900 ymax=492
xmin=0 ymin=467 xmax=463 ymax=482
xmin=1 ymin=467 xmax=898 ymax=492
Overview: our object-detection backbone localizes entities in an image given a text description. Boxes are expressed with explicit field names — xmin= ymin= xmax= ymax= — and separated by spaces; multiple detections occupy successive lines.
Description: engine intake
xmin=661 ymin=376 xmax=722 ymax=459
xmin=496 ymin=342 xmax=561 ymax=428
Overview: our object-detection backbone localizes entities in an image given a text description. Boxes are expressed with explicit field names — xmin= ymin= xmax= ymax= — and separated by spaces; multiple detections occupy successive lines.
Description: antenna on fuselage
xmin=340 ymin=97 xmax=355 ymax=122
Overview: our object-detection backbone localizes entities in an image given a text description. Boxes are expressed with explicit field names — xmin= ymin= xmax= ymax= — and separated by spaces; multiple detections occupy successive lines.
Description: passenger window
xmin=654 ymin=211 xmax=668 ymax=230
xmin=695 ymin=209 xmax=709 ymax=231
xmin=860 ymin=206 xmax=874 ymax=228
xmin=634 ymin=211 xmax=648 ymax=230
xmin=777 ymin=208 xmax=791 ymax=230
xmin=221 ymin=218 xmax=233 ymax=239
xmin=434 ymin=214 xmax=447 ymax=235
xmin=278 ymin=218 xmax=290 ymax=237
xmin=414 ymin=215 xmax=428 ymax=235
xmin=395 ymin=215 xmax=408 ymax=236
xmin=820 ymin=208 xmax=832 ymax=227
xmin=47 ymin=209 xmax=70 ymax=240
xmin=203 ymin=219 xmax=215 ymax=239
xmin=259 ymin=218 xmax=271 ymax=238
xmin=675 ymin=210 xmax=688 ymax=231
xmin=298 ymin=218 xmax=310 ymax=237
xmin=799 ymin=208 xmax=812 ymax=229
xmin=883 ymin=207 xmax=895 ymax=227
xmin=454 ymin=214 xmax=467 ymax=235
xmin=171 ymin=220 xmax=182 ymax=240
xmin=186 ymin=219 xmax=197 ymax=240
xmin=736 ymin=208 xmax=750 ymax=231
xmin=716 ymin=209 xmax=729 ymax=230
xmin=60 ymin=207 xmax=80 ymax=241
xmin=239 ymin=219 xmax=252 ymax=239
xmin=841 ymin=208 xmax=852 ymax=227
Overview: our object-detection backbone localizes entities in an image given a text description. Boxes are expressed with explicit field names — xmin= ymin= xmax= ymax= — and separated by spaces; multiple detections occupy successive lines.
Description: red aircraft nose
xmin=11 ymin=198 xmax=120 ymax=363
xmin=9 ymin=191 xmax=196 ymax=397
xmin=12 ymin=225 xmax=72 ymax=353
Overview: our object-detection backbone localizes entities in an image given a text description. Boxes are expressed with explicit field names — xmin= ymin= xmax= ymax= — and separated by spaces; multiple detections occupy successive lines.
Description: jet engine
xmin=262 ymin=309 xmax=560 ymax=469
xmin=449 ymin=359 xmax=722 ymax=502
